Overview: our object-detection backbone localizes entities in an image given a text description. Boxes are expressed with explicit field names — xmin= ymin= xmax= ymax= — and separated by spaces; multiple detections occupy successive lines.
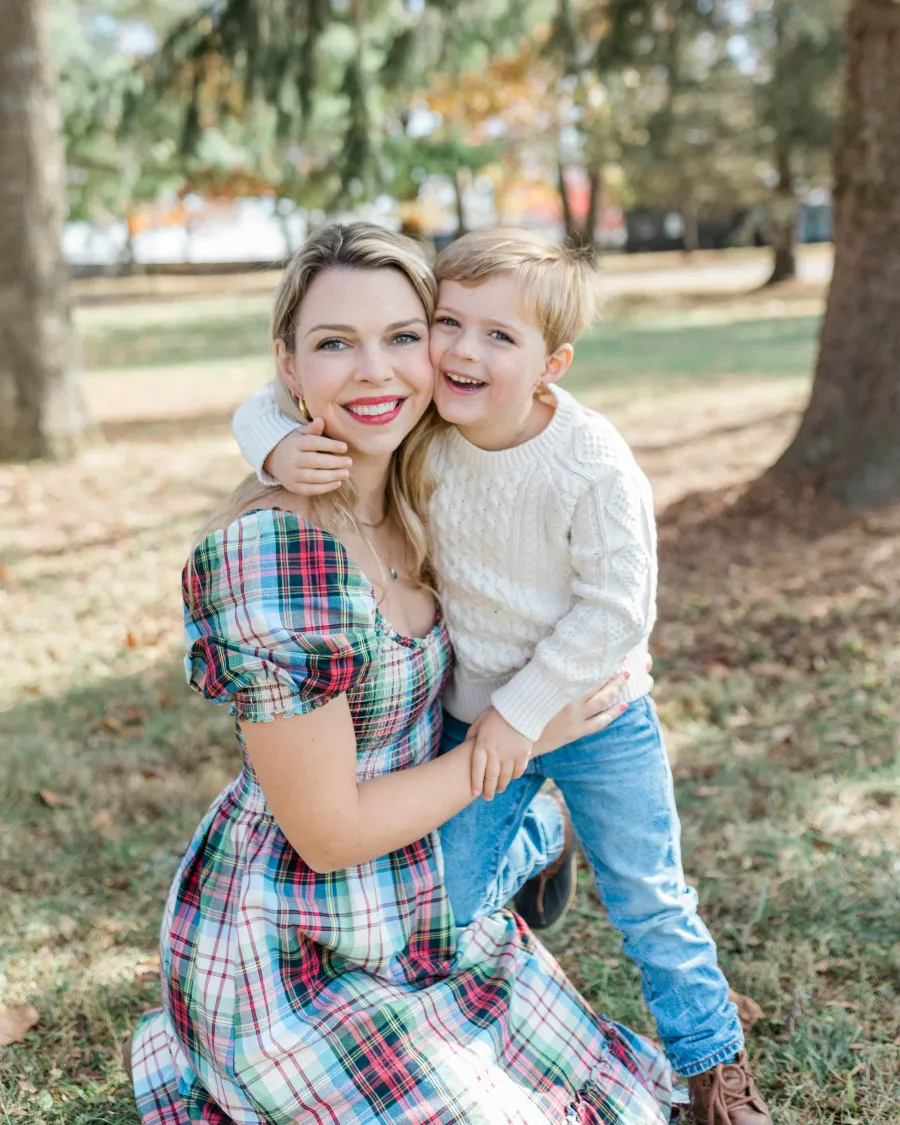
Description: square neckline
xmin=243 ymin=506 xmax=443 ymax=649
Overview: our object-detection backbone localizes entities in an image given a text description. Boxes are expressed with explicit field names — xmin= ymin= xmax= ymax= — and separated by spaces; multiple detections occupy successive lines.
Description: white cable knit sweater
xmin=233 ymin=383 xmax=656 ymax=740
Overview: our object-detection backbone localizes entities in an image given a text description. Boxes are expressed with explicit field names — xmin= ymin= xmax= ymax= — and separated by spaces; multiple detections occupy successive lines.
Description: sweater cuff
xmin=491 ymin=663 xmax=569 ymax=742
xmin=241 ymin=414 xmax=303 ymax=486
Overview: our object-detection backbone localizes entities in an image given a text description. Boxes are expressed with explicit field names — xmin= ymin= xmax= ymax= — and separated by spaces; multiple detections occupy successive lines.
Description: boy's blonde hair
xmin=436 ymin=227 xmax=599 ymax=352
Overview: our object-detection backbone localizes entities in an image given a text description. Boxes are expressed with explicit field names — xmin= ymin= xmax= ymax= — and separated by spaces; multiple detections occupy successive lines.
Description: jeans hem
xmin=672 ymin=1035 xmax=746 ymax=1078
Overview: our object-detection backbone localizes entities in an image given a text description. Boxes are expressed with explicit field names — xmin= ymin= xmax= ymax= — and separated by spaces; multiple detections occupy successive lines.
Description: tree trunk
xmin=0 ymin=0 xmax=84 ymax=461
xmin=682 ymin=199 xmax=699 ymax=256
xmin=557 ymin=161 xmax=577 ymax=245
xmin=773 ymin=0 xmax=900 ymax=507
xmin=453 ymin=167 xmax=469 ymax=237
xmin=584 ymin=166 xmax=601 ymax=238
xmin=764 ymin=146 xmax=798 ymax=285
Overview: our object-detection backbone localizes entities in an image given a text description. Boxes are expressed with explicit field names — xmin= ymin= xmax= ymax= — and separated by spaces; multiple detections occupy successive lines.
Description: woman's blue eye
xmin=316 ymin=337 xmax=348 ymax=351
xmin=391 ymin=332 xmax=421 ymax=345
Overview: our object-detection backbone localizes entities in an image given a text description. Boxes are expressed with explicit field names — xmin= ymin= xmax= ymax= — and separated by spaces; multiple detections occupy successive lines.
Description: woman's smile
xmin=341 ymin=394 xmax=409 ymax=425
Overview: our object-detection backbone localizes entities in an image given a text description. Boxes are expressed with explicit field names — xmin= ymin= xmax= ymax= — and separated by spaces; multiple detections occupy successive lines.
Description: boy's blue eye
xmin=436 ymin=315 xmax=460 ymax=328
xmin=490 ymin=329 xmax=514 ymax=344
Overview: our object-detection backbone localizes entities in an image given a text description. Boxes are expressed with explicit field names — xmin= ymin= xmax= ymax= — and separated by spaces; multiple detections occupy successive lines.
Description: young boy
xmin=232 ymin=228 xmax=771 ymax=1125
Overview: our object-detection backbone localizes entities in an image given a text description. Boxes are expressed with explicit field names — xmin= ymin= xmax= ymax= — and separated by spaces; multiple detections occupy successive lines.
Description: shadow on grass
xmin=3 ymin=485 xmax=898 ymax=1122
xmin=98 ymin=409 xmax=240 ymax=444
xmin=82 ymin=310 xmax=270 ymax=370
xmin=568 ymin=314 xmax=821 ymax=391
xmin=1 ymin=661 xmax=240 ymax=1121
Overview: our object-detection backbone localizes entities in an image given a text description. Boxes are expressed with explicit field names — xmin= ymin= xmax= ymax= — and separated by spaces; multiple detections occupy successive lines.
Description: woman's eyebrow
xmin=305 ymin=317 xmax=427 ymax=337
xmin=305 ymin=323 xmax=354 ymax=337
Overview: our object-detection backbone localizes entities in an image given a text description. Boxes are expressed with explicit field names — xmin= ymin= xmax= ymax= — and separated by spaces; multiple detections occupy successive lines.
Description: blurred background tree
xmin=0 ymin=0 xmax=85 ymax=459
xmin=770 ymin=0 xmax=900 ymax=507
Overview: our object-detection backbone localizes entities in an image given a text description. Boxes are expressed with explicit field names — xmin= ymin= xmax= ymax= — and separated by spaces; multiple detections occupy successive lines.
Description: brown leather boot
xmin=513 ymin=802 xmax=577 ymax=930
xmin=687 ymin=1051 xmax=772 ymax=1125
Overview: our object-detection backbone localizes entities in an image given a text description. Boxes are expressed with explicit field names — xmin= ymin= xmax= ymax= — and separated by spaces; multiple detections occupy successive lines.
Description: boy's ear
xmin=274 ymin=339 xmax=302 ymax=398
xmin=541 ymin=343 xmax=575 ymax=386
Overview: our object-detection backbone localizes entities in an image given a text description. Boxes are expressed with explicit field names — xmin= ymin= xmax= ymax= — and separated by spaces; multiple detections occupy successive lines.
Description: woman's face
xmin=276 ymin=267 xmax=433 ymax=458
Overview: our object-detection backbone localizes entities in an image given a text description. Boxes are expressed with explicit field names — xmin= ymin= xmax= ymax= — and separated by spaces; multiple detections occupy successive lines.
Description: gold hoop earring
xmin=296 ymin=393 xmax=311 ymax=423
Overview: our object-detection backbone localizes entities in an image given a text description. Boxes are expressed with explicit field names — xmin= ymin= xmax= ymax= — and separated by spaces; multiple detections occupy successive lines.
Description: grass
xmin=2 ymin=274 xmax=898 ymax=1124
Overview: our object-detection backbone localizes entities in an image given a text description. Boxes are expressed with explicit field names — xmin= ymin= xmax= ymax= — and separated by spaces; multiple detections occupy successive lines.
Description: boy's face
xmin=429 ymin=275 xmax=554 ymax=437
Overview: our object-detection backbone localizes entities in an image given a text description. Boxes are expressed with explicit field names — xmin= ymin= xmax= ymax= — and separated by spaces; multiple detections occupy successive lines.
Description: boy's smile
xmin=430 ymin=275 xmax=572 ymax=451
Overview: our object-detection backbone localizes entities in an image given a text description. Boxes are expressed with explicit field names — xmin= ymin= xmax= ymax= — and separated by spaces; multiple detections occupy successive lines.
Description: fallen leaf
xmin=124 ymin=631 xmax=138 ymax=649
xmin=134 ymin=955 xmax=161 ymax=984
xmin=140 ymin=765 xmax=166 ymax=781
xmin=100 ymin=716 xmax=125 ymax=735
xmin=91 ymin=810 xmax=114 ymax=829
xmin=749 ymin=663 xmax=792 ymax=679
xmin=705 ymin=661 xmax=731 ymax=679
xmin=0 ymin=1004 xmax=39 ymax=1046
xmin=38 ymin=789 xmax=74 ymax=808
xmin=122 ymin=706 xmax=146 ymax=725
xmin=729 ymin=990 xmax=764 ymax=1034
xmin=769 ymin=723 xmax=795 ymax=742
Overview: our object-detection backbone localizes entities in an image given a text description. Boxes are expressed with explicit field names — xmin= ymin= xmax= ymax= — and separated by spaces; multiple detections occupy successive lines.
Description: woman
xmin=130 ymin=223 xmax=676 ymax=1124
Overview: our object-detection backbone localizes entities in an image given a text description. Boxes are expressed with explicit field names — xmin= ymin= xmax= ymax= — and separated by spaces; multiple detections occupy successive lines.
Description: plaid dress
xmin=131 ymin=509 xmax=676 ymax=1125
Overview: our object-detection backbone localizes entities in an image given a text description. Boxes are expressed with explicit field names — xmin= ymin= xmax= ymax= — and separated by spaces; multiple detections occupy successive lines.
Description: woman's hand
xmin=263 ymin=418 xmax=353 ymax=496
xmin=533 ymin=668 xmax=639 ymax=757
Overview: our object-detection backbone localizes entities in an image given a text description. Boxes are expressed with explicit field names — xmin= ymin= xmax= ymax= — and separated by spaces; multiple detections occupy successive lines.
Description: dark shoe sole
xmin=513 ymin=847 xmax=577 ymax=930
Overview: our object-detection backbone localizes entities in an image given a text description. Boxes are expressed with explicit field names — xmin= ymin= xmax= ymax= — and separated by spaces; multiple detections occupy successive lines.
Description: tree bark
xmin=0 ymin=0 xmax=84 ymax=460
xmin=557 ymin=162 xmax=600 ymax=259
xmin=764 ymin=146 xmax=798 ymax=285
xmin=453 ymin=167 xmax=469 ymax=237
xmin=682 ymin=199 xmax=699 ymax=256
xmin=583 ymin=165 xmax=602 ymax=246
xmin=773 ymin=0 xmax=900 ymax=507
xmin=557 ymin=161 xmax=577 ymax=245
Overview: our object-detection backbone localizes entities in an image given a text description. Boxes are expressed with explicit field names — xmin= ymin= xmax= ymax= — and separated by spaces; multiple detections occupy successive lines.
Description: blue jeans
xmin=439 ymin=697 xmax=743 ymax=1077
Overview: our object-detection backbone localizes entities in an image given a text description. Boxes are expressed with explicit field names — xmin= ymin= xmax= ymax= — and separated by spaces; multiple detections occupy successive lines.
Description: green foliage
xmin=121 ymin=0 xmax=545 ymax=208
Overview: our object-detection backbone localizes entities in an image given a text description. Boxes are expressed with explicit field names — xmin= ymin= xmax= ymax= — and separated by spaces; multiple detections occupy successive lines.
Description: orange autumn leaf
xmin=38 ymin=789 xmax=75 ymax=808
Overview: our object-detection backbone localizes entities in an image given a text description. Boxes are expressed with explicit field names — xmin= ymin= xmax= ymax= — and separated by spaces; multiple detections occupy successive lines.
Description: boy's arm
xmin=491 ymin=452 xmax=657 ymax=742
xmin=233 ymin=381 xmax=304 ymax=485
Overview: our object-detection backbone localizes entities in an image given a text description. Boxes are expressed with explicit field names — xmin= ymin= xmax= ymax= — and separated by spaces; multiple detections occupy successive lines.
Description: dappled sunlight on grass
xmin=2 ymin=279 xmax=897 ymax=1123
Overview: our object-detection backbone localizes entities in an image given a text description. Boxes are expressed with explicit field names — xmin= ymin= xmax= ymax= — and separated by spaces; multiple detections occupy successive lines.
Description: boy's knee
xmin=606 ymin=881 xmax=700 ymax=938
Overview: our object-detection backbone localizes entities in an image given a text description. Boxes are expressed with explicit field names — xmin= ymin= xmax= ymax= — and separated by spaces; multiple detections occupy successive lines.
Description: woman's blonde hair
xmin=437 ymin=227 xmax=599 ymax=352
xmin=194 ymin=222 xmax=442 ymax=588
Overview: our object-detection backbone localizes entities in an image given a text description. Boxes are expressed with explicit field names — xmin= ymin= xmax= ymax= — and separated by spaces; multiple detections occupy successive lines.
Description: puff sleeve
xmin=183 ymin=509 xmax=378 ymax=723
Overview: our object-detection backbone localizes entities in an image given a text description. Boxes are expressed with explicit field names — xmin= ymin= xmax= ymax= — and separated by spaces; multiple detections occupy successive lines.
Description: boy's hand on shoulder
xmin=469 ymin=707 xmax=533 ymax=801
xmin=263 ymin=418 xmax=353 ymax=496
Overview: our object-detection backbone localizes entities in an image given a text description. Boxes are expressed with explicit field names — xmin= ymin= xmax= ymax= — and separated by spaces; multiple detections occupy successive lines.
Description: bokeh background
xmin=1 ymin=1 xmax=898 ymax=1122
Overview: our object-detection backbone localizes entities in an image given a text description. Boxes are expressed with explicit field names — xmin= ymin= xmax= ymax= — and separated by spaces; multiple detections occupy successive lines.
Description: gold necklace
xmin=356 ymin=515 xmax=399 ymax=581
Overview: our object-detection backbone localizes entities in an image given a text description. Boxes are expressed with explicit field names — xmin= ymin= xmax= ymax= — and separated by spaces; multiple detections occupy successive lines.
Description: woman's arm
xmin=243 ymin=695 xmax=475 ymax=873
